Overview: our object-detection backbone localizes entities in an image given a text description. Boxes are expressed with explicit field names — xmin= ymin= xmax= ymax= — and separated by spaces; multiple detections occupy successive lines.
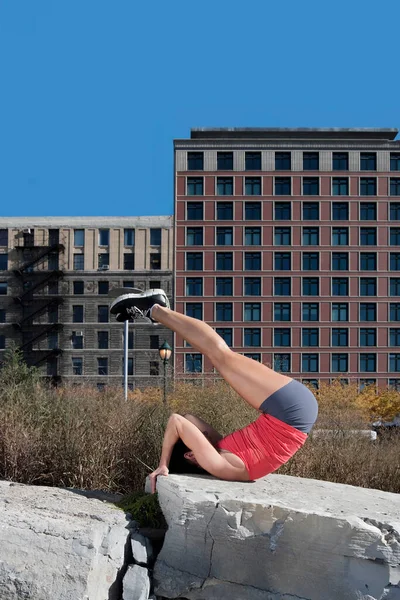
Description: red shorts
xmin=216 ymin=413 xmax=307 ymax=481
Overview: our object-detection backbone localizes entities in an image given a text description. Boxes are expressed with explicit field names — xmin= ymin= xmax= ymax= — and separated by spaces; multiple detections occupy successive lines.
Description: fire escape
xmin=13 ymin=228 xmax=65 ymax=382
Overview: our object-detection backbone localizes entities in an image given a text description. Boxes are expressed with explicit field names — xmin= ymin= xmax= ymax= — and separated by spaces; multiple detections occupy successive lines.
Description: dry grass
xmin=0 ymin=349 xmax=399 ymax=494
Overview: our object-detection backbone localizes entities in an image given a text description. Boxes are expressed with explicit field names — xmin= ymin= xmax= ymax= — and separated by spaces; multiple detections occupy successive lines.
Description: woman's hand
xmin=149 ymin=465 xmax=169 ymax=494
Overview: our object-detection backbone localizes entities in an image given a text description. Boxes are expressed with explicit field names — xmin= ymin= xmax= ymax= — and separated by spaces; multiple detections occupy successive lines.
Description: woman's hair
xmin=168 ymin=439 xmax=207 ymax=475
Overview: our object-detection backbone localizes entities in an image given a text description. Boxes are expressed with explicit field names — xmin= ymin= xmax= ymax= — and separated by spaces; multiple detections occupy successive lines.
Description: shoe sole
xmin=110 ymin=289 xmax=169 ymax=314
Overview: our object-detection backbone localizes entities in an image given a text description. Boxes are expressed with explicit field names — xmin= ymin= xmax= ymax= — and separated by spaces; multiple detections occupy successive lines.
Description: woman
xmin=110 ymin=289 xmax=318 ymax=493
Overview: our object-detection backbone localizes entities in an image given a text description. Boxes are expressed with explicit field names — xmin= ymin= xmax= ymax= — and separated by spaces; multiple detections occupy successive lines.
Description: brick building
xmin=174 ymin=128 xmax=400 ymax=388
xmin=0 ymin=216 xmax=173 ymax=388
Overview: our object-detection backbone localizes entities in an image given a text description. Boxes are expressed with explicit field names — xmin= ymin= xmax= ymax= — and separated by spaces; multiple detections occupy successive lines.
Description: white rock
xmin=122 ymin=564 xmax=150 ymax=600
xmin=151 ymin=474 xmax=400 ymax=600
xmin=130 ymin=532 xmax=153 ymax=565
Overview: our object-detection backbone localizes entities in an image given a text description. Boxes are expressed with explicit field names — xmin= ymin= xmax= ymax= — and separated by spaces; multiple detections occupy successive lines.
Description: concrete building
xmin=0 ymin=216 xmax=173 ymax=388
xmin=174 ymin=127 xmax=400 ymax=388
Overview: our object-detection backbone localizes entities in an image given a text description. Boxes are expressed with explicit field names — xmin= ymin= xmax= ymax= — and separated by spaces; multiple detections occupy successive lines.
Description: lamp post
xmin=159 ymin=341 xmax=172 ymax=405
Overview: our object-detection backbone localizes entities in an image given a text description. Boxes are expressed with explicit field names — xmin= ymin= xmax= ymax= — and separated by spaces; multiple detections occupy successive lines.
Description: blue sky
xmin=0 ymin=0 xmax=399 ymax=218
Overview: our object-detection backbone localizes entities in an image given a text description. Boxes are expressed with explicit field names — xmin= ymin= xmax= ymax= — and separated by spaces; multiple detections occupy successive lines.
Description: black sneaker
xmin=110 ymin=289 xmax=169 ymax=323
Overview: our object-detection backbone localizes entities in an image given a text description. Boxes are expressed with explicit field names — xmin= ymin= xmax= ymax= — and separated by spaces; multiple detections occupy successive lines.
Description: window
xmin=186 ymin=277 xmax=203 ymax=296
xmin=244 ymin=353 xmax=261 ymax=362
xmin=98 ymin=229 xmax=109 ymax=246
xmin=274 ymin=328 xmax=291 ymax=346
xmin=72 ymin=305 xmax=84 ymax=323
xmin=216 ymin=277 xmax=233 ymax=296
xmin=332 ymin=303 xmax=348 ymax=321
xmin=98 ymin=357 xmax=108 ymax=376
xmin=390 ymin=354 xmax=400 ymax=372
xmin=47 ymin=332 xmax=58 ymax=350
xmin=303 ymin=152 xmax=319 ymax=170
xmin=391 ymin=253 xmax=400 ymax=271
xmin=244 ymin=303 xmax=261 ymax=321
xmin=275 ymin=178 xmax=291 ymax=195
xmin=332 ymin=178 xmax=349 ymax=196
xmin=360 ymin=353 xmax=376 ymax=372
xmin=360 ymin=203 xmax=376 ymax=220
xmin=150 ymin=229 xmax=161 ymax=246
xmin=74 ymin=229 xmax=84 ymax=247
xmin=303 ymin=277 xmax=319 ymax=295
xmin=71 ymin=331 xmax=83 ymax=349
xmin=188 ymin=151 xmax=203 ymax=170
xmin=48 ymin=253 xmax=59 ymax=270
xmin=186 ymin=252 xmax=203 ymax=270
xmin=332 ymin=354 xmax=348 ymax=372
xmin=187 ymin=227 xmax=203 ymax=245
xmin=303 ymin=178 xmax=319 ymax=195
xmin=245 ymin=227 xmax=261 ymax=245
xmin=303 ymin=227 xmax=319 ymax=245
xmin=245 ymin=202 xmax=261 ymax=220
xmin=98 ymin=281 xmax=109 ymax=295
xmin=245 ymin=252 xmax=261 ymax=270
xmin=123 ymin=280 xmax=134 ymax=288
xmin=390 ymin=178 xmax=400 ymax=196
xmin=333 ymin=152 xmax=349 ymax=170
xmin=217 ymin=152 xmax=233 ymax=170
xmin=217 ymin=201 xmax=233 ymax=220
xmin=244 ymin=328 xmax=261 ymax=346
xmin=245 ymin=177 xmax=261 ymax=196
xmin=302 ymin=328 xmax=319 ymax=347
xmin=128 ymin=331 xmax=134 ymax=349
xmin=303 ymin=252 xmax=319 ymax=270
xmin=390 ymin=303 xmax=400 ymax=321
xmin=274 ymin=202 xmax=291 ymax=220
xmin=303 ymin=203 xmax=319 ymax=220
xmin=123 ymin=357 xmax=134 ymax=376
xmin=274 ymin=303 xmax=291 ymax=321
xmin=275 ymin=252 xmax=291 ymax=270
xmin=0 ymin=309 xmax=5 ymax=323
xmin=0 ymin=335 xmax=5 ymax=350
xmin=73 ymin=254 xmax=84 ymax=270
xmin=360 ymin=252 xmax=377 ymax=271
xmin=332 ymin=252 xmax=348 ymax=270
xmin=124 ymin=253 xmax=134 ymax=270
xmin=303 ymin=303 xmax=319 ymax=321
xmin=332 ymin=202 xmax=349 ymax=220
xmin=48 ymin=280 xmax=58 ymax=295
xmin=360 ymin=278 xmax=376 ymax=296
xmin=98 ymin=305 xmax=109 ymax=322
xmin=390 ymin=203 xmax=400 ymax=221
xmin=389 ymin=378 xmax=400 ymax=389
xmin=332 ymin=328 xmax=348 ymax=346
xmin=390 ymin=329 xmax=400 ymax=346
xmin=303 ymin=379 xmax=319 ymax=389
xmin=216 ymin=328 xmax=232 ymax=346
xmin=185 ymin=353 xmax=202 ymax=373
xmin=360 ymin=227 xmax=376 ymax=245
xmin=72 ymin=357 xmax=83 ymax=376
xmin=275 ymin=152 xmax=291 ymax=170
xmin=216 ymin=227 xmax=233 ymax=245
xmin=245 ymin=152 xmax=261 ymax=170
xmin=332 ymin=227 xmax=348 ymax=246
xmin=150 ymin=361 xmax=159 ymax=376
xmin=217 ymin=252 xmax=233 ymax=270
xmin=274 ymin=277 xmax=291 ymax=295
xmin=0 ymin=255 xmax=7 ymax=270
xmin=98 ymin=253 xmax=109 ymax=269
xmin=150 ymin=254 xmax=161 ymax=270
xmin=360 ymin=153 xmax=377 ymax=171
xmin=391 ymin=153 xmax=400 ymax=171
xmin=390 ymin=278 xmax=400 ymax=296
xmin=187 ymin=177 xmax=203 ymax=195
xmin=0 ymin=281 xmax=9 ymax=295
xmin=390 ymin=228 xmax=400 ymax=245
xmin=124 ymin=229 xmax=135 ymax=246
xmin=98 ymin=331 xmax=109 ymax=349
xmin=217 ymin=177 xmax=233 ymax=196
xmin=48 ymin=305 xmax=58 ymax=323
xmin=274 ymin=354 xmax=291 ymax=372
xmin=216 ymin=302 xmax=232 ymax=321
xmin=149 ymin=335 xmax=159 ymax=349
xmin=0 ymin=230 xmax=8 ymax=246
xmin=302 ymin=354 xmax=319 ymax=373
xmin=360 ymin=328 xmax=376 ymax=346
xmin=244 ymin=277 xmax=261 ymax=296
xmin=332 ymin=277 xmax=348 ymax=296
xmin=187 ymin=202 xmax=203 ymax=220
xmin=360 ymin=303 xmax=376 ymax=321
xmin=186 ymin=303 xmax=202 ymax=320
xmin=360 ymin=178 xmax=377 ymax=196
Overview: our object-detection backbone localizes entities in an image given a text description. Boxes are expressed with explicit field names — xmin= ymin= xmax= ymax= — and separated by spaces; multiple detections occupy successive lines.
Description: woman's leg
xmin=152 ymin=305 xmax=292 ymax=410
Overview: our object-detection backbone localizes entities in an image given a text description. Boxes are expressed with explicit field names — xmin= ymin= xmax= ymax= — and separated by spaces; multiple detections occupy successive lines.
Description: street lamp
xmin=159 ymin=341 xmax=172 ymax=405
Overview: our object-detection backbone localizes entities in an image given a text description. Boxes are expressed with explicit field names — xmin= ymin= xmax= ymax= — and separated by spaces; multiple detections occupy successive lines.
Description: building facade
xmin=174 ymin=128 xmax=400 ymax=388
xmin=0 ymin=216 xmax=173 ymax=388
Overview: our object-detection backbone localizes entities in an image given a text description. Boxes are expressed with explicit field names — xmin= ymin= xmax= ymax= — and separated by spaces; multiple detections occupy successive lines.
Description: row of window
xmin=185 ymin=252 xmax=400 ymax=272
xmin=71 ymin=357 xmax=160 ymax=376
xmin=185 ymin=225 xmax=400 ymax=247
xmin=187 ymin=151 xmax=400 ymax=172
xmin=185 ymin=200 xmax=400 ymax=221
xmin=72 ymin=228 xmax=162 ymax=248
xmin=185 ymin=177 xmax=400 ymax=197
xmin=71 ymin=252 xmax=161 ymax=271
